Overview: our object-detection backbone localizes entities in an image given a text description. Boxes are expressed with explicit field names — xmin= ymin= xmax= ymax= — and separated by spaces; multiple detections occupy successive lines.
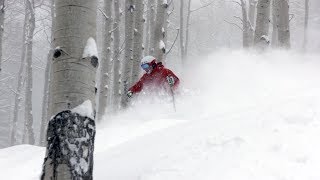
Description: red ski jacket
xmin=129 ymin=62 xmax=180 ymax=94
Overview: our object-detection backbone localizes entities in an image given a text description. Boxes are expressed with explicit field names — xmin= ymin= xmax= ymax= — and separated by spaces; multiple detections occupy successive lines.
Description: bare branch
xmin=166 ymin=28 xmax=180 ymax=55
xmin=190 ymin=1 xmax=215 ymax=13
xmin=224 ymin=20 xmax=243 ymax=31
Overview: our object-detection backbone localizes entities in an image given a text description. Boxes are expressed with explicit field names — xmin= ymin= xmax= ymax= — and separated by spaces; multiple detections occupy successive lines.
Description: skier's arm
xmin=128 ymin=75 xmax=145 ymax=94
xmin=165 ymin=69 xmax=180 ymax=89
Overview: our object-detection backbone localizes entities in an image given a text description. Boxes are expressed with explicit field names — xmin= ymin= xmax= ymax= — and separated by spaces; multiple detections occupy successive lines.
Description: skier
xmin=126 ymin=56 xmax=180 ymax=99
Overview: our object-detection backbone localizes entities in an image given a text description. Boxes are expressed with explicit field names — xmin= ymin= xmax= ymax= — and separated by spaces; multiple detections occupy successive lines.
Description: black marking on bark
xmin=53 ymin=49 xmax=62 ymax=58
xmin=90 ymin=56 xmax=99 ymax=68
xmin=41 ymin=110 xmax=96 ymax=180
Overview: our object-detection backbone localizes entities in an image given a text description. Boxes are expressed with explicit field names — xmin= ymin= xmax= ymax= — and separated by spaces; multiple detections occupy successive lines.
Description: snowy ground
xmin=1 ymin=50 xmax=320 ymax=180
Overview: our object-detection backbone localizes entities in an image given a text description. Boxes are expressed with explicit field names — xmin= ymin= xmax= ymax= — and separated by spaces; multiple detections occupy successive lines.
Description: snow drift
xmin=1 ymin=50 xmax=320 ymax=180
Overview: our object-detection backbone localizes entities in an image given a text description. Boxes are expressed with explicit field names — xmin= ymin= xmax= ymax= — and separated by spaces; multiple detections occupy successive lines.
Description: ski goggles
xmin=141 ymin=63 xmax=151 ymax=70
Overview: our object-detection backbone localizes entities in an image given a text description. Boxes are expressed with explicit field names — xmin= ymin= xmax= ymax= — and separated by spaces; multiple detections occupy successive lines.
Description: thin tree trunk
xmin=112 ymin=0 xmax=121 ymax=112
xmin=40 ymin=0 xmax=55 ymax=146
xmin=254 ymin=0 xmax=271 ymax=48
xmin=0 ymin=0 xmax=4 ymax=72
xmin=98 ymin=0 xmax=113 ymax=120
xmin=271 ymin=0 xmax=279 ymax=47
xmin=278 ymin=0 xmax=290 ymax=48
xmin=240 ymin=0 xmax=250 ymax=48
xmin=23 ymin=0 xmax=36 ymax=145
xmin=153 ymin=0 xmax=168 ymax=62
xmin=145 ymin=0 xmax=155 ymax=56
xmin=184 ymin=0 xmax=191 ymax=58
xmin=41 ymin=0 xmax=98 ymax=179
xmin=148 ymin=0 xmax=156 ymax=55
xmin=302 ymin=0 xmax=309 ymax=50
xmin=179 ymin=0 xmax=185 ymax=62
xmin=11 ymin=3 xmax=29 ymax=146
xmin=120 ymin=0 xmax=134 ymax=108
xmin=249 ymin=0 xmax=257 ymax=28
xmin=131 ymin=0 xmax=144 ymax=83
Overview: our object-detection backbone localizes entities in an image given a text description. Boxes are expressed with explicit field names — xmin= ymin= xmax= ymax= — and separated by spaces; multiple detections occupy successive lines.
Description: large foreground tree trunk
xmin=278 ymin=0 xmax=290 ymax=48
xmin=41 ymin=0 xmax=98 ymax=179
xmin=254 ymin=0 xmax=271 ymax=48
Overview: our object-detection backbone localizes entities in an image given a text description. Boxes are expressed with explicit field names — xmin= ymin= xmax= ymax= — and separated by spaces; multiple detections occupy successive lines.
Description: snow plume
xmin=82 ymin=37 xmax=98 ymax=59
xmin=2 ymin=50 xmax=320 ymax=180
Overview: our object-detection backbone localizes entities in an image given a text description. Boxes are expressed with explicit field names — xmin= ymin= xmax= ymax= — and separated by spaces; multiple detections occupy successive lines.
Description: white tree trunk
xmin=131 ymin=0 xmax=144 ymax=83
xmin=271 ymin=0 xmax=279 ymax=47
xmin=278 ymin=0 xmax=290 ymax=48
xmin=0 ymin=0 xmax=4 ymax=72
xmin=40 ymin=0 xmax=55 ymax=146
xmin=249 ymin=0 xmax=257 ymax=28
xmin=23 ymin=0 xmax=35 ymax=145
xmin=120 ymin=0 xmax=134 ymax=108
xmin=11 ymin=1 xmax=29 ymax=146
xmin=153 ymin=0 xmax=168 ymax=62
xmin=145 ymin=0 xmax=156 ymax=56
xmin=179 ymin=0 xmax=185 ymax=61
xmin=148 ymin=0 xmax=157 ymax=55
xmin=302 ymin=0 xmax=309 ymax=50
xmin=240 ymin=0 xmax=251 ymax=48
xmin=254 ymin=0 xmax=271 ymax=48
xmin=98 ymin=0 xmax=113 ymax=120
xmin=41 ymin=0 xmax=98 ymax=179
xmin=112 ymin=0 xmax=121 ymax=112
xmin=184 ymin=0 xmax=191 ymax=58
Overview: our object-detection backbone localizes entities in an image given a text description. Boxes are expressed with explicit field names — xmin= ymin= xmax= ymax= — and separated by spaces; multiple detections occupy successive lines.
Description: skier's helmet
xmin=140 ymin=56 xmax=156 ymax=73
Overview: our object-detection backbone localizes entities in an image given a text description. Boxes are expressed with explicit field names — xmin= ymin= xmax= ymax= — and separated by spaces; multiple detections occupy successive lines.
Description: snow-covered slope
xmin=1 ymin=50 xmax=320 ymax=180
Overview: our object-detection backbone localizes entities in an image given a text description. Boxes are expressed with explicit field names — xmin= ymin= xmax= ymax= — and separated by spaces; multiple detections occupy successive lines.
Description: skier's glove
xmin=166 ymin=76 xmax=175 ymax=87
xmin=127 ymin=91 xmax=133 ymax=98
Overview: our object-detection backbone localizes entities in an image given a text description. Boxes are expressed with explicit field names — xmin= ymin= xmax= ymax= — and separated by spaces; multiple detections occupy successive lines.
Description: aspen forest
xmin=0 ymin=0 xmax=320 ymax=179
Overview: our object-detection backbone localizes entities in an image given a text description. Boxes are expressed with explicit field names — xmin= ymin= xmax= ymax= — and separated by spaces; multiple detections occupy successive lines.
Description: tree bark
xmin=302 ymin=0 xmax=309 ymax=50
xmin=11 ymin=1 xmax=29 ymax=145
xmin=120 ymin=0 xmax=134 ymax=108
xmin=41 ymin=0 xmax=98 ymax=179
xmin=271 ymin=0 xmax=279 ymax=47
xmin=184 ymin=0 xmax=191 ymax=58
xmin=145 ymin=0 xmax=156 ymax=56
xmin=0 ymin=0 xmax=4 ymax=72
xmin=179 ymin=0 xmax=185 ymax=62
xmin=254 ymin=0 xmax=271 ymax=48
xmin=40 ymin=0 xmax=55 ymax=146
xmin=131 ymin=0 xmax=144 ymax=83
xmin=23 ymin=0 xmax=36 ymax=145
xmin=249 ymin=0 xmax=257 ymax=27
xmin=278 ymin=0 xmax=290 ymax=48
xmin=112 ymin=0 xmax=121 ymax=112
xmin=98 ymin=0 xmax=113 ymax=120
xmin=240 ymin=0 xmax=251 ymax=48
xmin=153 ymin=0 xmax=168 ymax=62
